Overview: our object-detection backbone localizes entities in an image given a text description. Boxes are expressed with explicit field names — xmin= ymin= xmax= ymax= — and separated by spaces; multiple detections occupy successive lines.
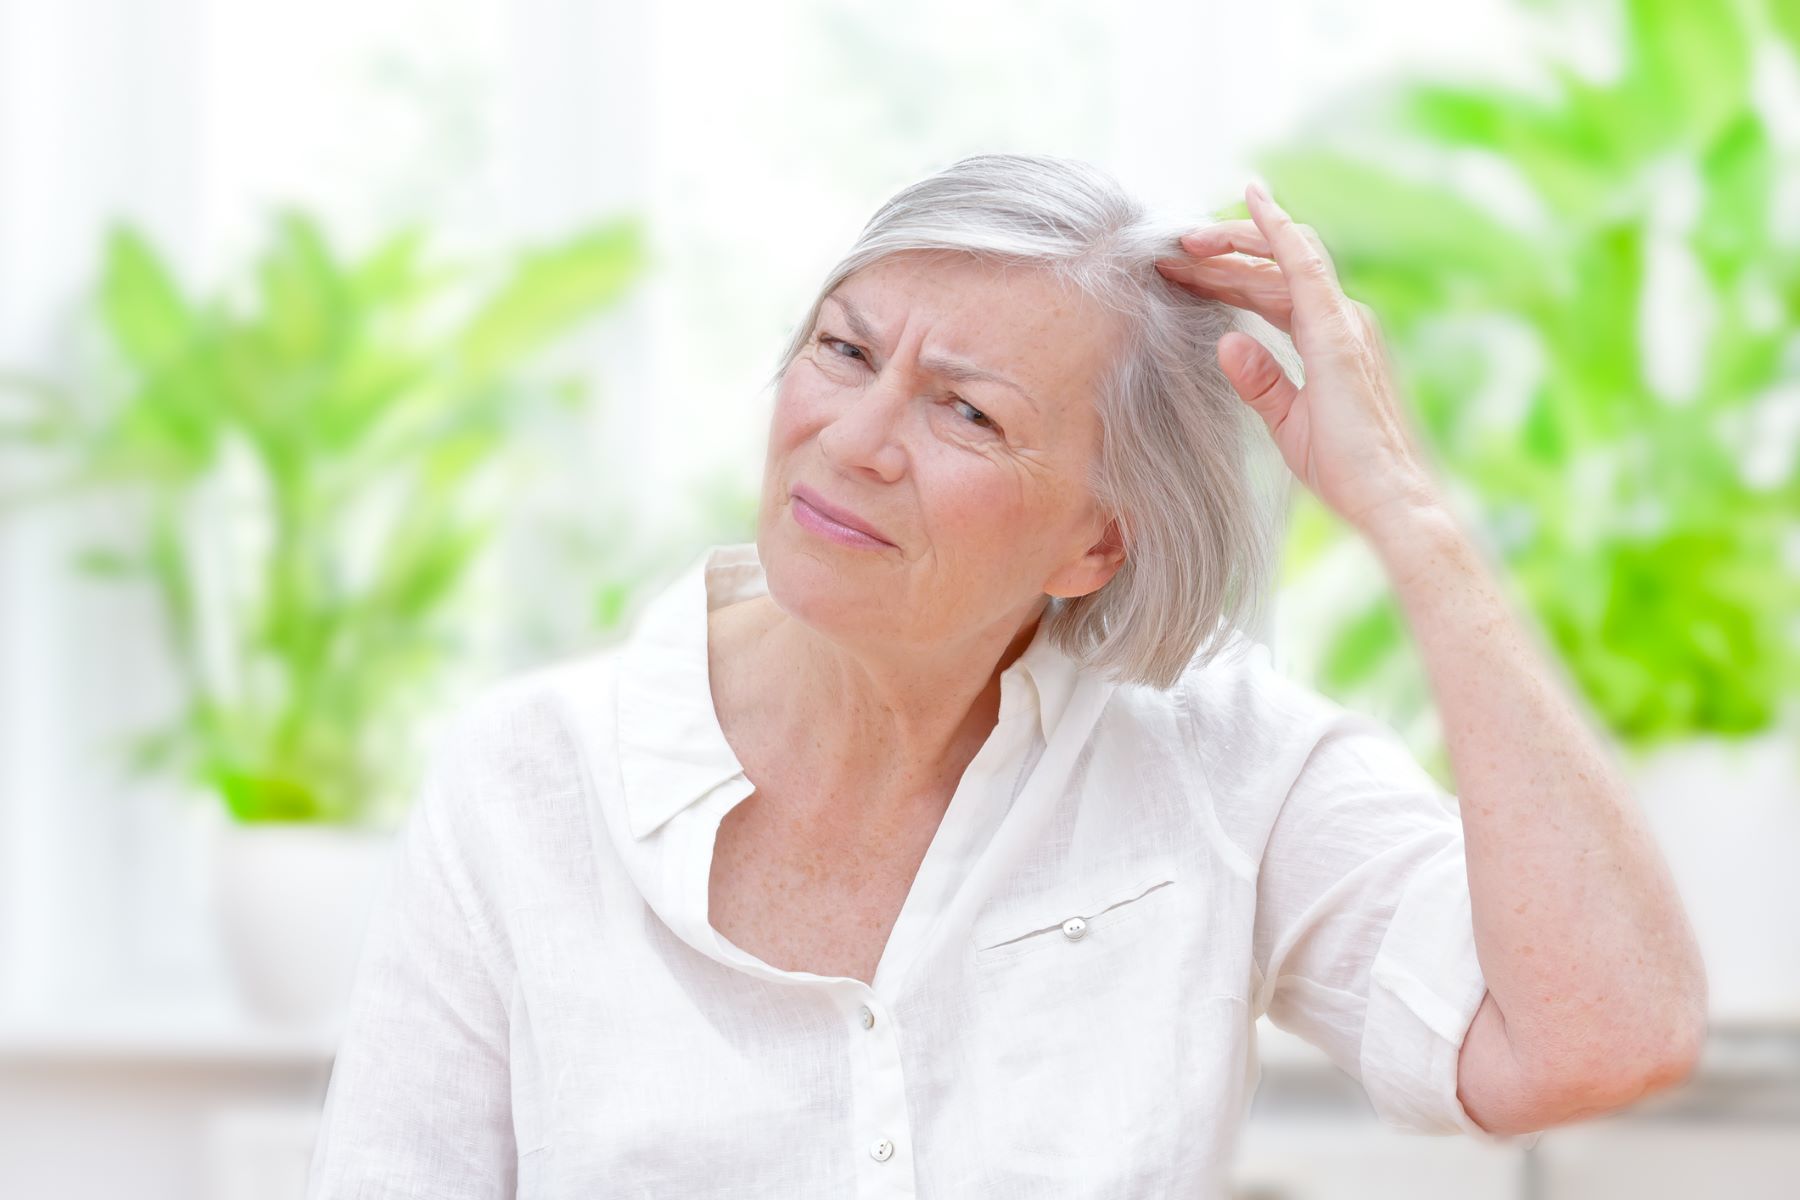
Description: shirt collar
xmin=614 ymin=540 xmax=1082 ymax=841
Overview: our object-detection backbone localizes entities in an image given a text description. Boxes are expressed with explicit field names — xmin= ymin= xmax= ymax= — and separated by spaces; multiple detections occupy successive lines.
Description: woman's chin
xmin=762 ymin=551 xmax=894 ymax=634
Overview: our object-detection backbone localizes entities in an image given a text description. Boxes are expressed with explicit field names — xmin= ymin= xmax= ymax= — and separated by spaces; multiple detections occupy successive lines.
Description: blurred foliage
xmin=0 ymin=210 xmax=648 ymax=825
xmin=1240 ymin=0 xmax=1800 ymax=749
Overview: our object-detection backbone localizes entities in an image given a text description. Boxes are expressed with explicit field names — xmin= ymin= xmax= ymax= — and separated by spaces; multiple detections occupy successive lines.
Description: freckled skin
xmin=704 ymin=251 xmax=1131 ymax=984
xmin=1172 ymin=183 xmax=1707 ymax=1134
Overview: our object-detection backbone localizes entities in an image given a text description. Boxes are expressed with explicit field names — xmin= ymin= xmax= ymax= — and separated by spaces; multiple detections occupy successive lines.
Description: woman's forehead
xmin=826 ymin=259 xmax=1119 ymax=382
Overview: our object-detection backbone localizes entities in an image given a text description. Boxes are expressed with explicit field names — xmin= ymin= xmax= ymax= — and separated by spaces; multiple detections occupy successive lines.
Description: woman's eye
xmin=819 ymin=334 xmax=866 ymax=364
xmin=818 ymin=332 xmax=996 ymax=433
xmin=950 ymin=397 xmax=995 ymax=431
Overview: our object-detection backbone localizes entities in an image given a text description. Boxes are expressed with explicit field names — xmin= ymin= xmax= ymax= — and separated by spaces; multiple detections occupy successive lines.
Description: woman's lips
xmin=790 ymin=487 xmax=893 ymax=549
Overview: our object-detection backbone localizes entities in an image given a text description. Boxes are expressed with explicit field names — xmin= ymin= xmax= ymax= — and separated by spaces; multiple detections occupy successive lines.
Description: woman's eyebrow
xmin=824 ymin=293 xmax=1040 ymax=414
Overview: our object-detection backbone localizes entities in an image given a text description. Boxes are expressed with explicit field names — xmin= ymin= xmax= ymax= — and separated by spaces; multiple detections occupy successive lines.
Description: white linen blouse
xmin=305 ymin=540 xmax=1540 ymax=1200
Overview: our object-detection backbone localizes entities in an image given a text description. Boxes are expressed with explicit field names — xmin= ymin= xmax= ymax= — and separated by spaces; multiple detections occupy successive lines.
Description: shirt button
xmin=858 ymin=1004 xmax=875 ymax=1030
xmin=870 ymin=1137 xmax=895 ymax=1162
xmin=1062 ymin=916 xmax=1088 ymax=940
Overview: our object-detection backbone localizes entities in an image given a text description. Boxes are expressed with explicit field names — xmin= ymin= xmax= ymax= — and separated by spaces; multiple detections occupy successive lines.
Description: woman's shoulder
xmin=419 ymin=648 xmax=624 ymax=816
xmin=407 ymin=649 xmax=626 ymax=900
xmin=1106 ymin=626 xmax=1385 ymax=817
xmin=1165 ymin=626 xmax=1347 ymax=744
xmin=1161 ymin=626 xmax=1447 ymax=822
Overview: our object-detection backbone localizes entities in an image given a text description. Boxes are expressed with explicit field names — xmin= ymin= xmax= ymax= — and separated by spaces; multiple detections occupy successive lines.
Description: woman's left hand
xmin=1155 ymin=181 xmax=1444 ymax=538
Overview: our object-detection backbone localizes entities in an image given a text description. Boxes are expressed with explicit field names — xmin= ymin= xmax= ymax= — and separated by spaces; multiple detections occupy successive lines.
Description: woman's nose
xmin=821 ymin=368 xmax=913 ymax=473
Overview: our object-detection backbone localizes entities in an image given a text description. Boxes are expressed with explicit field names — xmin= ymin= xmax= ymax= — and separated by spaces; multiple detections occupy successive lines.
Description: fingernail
xmin=1247 ymin=179 xmax=1270 ymax=203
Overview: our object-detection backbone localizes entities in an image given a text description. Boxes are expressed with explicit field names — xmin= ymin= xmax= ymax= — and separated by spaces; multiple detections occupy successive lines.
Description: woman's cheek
xmin=772 ymin=371 xmax=836 ymax=440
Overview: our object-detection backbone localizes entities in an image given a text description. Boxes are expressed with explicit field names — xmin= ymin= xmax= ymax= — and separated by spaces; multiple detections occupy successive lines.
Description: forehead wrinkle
xmin=824 ymin=291 xmax=1042 ymax=415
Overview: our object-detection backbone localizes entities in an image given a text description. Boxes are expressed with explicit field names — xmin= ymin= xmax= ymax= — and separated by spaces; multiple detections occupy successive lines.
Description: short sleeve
xmin=306 ymin=732 xmax=519 ymax=1198
xmin=1252 ymin=704 xmax=1543 ymax=1150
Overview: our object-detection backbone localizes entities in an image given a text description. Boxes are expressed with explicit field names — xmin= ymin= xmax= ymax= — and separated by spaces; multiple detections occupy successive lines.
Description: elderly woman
xmin=306 ymin=154 xmax=1706 ymax=1198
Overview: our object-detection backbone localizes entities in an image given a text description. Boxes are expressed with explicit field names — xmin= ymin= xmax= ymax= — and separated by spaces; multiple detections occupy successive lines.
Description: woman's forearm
xmin=1361 ymin=497 xmax=1708 ymax=1098
xmin=1156 ymin=177 xmax=1707 ymax=1099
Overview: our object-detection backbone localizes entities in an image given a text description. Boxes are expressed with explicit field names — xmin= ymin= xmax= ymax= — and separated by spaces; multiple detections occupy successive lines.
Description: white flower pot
xmin=208 ymin=817 xmax=395 ymax=1028
xmin=1625 ymin=724 xmax=1800 ymax=1025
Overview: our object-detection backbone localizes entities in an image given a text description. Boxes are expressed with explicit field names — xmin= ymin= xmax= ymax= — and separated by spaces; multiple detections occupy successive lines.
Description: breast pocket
xmin=972 ymin=869 xmax=1180 ymax=967
xmin=963 ymin=869 xmax=1205 ymax=1166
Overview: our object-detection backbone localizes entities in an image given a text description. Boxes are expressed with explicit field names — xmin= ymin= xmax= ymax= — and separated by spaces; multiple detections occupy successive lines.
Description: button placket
xmin=841 ymin=987 xmax=915 ymax=1194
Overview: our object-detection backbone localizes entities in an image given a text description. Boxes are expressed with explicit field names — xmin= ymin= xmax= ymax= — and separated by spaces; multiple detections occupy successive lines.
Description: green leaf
xmin=210 ymin=763 xmax=326 ymax=822
xmin=27 ymin=203 xmax=651 ymax=824
xmin=386 ymin=517 xmax=495 ymax=620
xmin=457 ymin=217 xmax=648 ymax=381
xmin=1693 ymin=112 xmax=1773 ymax=286
xmin=100 ymin=368 xmax=223 ymax=478
xmin=101 ymin=226 xmax=195 ymax=370
xmin=146 ymin=498 xmax=198 ymax=666
xmin=349 ymin=223 xmax=443 ymax=307
xmin=1400 ymin=79 xmax=1619 ymax=218
xmin=1698 ymin=299 xmax=1784 ymax=423
xmin=256 ymin=209 xmax=353 ymax=370
xmin=1269 ymin=0 xmax=1797 ymax=749
xmin=1550 ymin=220 xmax=1646 ymax=426
xmin=1774 ymin=0 xmax=1800 ymax=59
xmin=1619 ymin=0 xmax=1753 ymax=148
xmin=593 ymin=578 xmax=634 ymax=629
xmin=312 ymin=350 xmax=436 ymax=453
xmin=1318 ymin=597 xmax=1404 ymax=692
xmin=1254 ymin=152 xmax=1547 ymax=309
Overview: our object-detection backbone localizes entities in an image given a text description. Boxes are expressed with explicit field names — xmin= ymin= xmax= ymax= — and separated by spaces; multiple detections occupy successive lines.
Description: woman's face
xmin=756 ymin=250 xmax=1127 ymax=655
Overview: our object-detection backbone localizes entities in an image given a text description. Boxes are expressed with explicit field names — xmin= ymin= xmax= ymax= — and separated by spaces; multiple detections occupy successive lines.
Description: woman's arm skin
xmin=1156 ymin=182 xmax=1709 ymax=1134
xmin=1363 ymin=498 xmax=1708 ymax=1134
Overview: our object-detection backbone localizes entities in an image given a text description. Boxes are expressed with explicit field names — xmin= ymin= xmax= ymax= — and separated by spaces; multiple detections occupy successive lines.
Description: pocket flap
xmin=972 ymin=866 xmax=1179 ymax=962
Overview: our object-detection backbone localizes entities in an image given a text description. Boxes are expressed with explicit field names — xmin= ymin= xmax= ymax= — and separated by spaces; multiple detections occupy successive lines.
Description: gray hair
xmin=762 ymin=152 xmax=1299 ymax=692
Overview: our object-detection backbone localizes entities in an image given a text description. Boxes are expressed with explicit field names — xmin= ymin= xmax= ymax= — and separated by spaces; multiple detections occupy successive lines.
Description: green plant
xmin=1242 ymin=0 xmax=1800 ymax=752
xmin=0 ymin=209 xmax=647 ymax=825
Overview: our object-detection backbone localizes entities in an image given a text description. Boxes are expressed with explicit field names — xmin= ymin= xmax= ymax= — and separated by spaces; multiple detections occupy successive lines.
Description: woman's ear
xmin=1045 ymin=514 xmax=1127 ymax=599
xmin=1090 ymin=513 xmax=1125 ymax=562
xmin=1088 ymin=514 xmax=1127 ymax=582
